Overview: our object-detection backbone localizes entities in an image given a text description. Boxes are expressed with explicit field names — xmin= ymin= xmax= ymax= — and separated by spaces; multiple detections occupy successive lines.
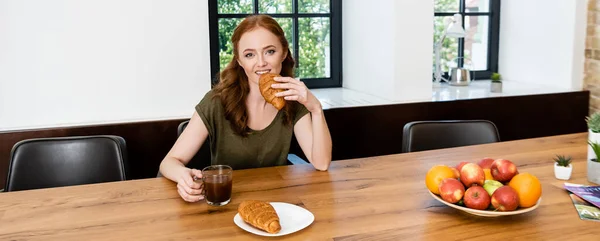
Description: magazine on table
xmin=564 ymin=183 xmax=600 ymax=221
xmin=564 ymin=183 xmax=600 ymax=208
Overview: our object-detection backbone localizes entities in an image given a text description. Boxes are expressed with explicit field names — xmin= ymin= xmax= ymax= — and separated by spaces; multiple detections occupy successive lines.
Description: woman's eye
xmin=266 ymin=50 xmax=275 ymax=55
xmin=245 ymin=53 xmax=254 ymax=58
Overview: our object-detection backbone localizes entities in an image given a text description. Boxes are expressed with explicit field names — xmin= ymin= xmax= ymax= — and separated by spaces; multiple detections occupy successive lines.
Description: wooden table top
xmin=1 ymin=133 xmax=599 ymax=240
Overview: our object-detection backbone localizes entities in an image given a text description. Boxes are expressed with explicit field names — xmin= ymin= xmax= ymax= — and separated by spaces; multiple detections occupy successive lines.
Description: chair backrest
xmin=5 ymin=135 xmax=128 ymax=192
xmin=402 ymin=120 xmax=500 ymax=153
xmin=177 ymin=120 xmax=189 ymax=137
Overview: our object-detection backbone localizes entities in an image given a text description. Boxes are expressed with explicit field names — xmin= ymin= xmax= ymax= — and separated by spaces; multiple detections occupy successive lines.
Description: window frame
xmin=208 ymin=0 xmax=343 ymax=88
xmin=434 ymin=0 xmax=500 ymax=80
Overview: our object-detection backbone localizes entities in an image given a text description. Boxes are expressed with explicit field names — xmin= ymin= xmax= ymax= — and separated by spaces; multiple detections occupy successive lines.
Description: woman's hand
xmin=272 ymin=77 xmax=322 ymax=113
xmin=175 ymin=168 xmax=204 ymax=202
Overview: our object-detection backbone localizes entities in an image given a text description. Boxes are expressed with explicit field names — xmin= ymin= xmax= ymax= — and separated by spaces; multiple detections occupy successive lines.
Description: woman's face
xmin=237 ymin=27 xmax=287 ymax=86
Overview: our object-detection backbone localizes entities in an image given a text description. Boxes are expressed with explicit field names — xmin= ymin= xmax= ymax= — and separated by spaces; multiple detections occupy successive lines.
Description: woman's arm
xmin=272 ymin=76 xmax=332 ymax=171
xmin=293 ymin=111 xmax=332 ymax=171
xmin=159 ymin=111 xmax=208 ymax=202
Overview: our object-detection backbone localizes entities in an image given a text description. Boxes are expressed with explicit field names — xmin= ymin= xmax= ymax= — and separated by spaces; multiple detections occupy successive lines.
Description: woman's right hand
xmin=176 ymin=168 xmax=204 ymax=202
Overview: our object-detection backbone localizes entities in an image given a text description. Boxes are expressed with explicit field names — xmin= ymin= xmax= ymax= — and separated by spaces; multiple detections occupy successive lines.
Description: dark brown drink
xmin=204 ymin=174 xmax=232 ymax=205
xmin=202 ymin=165 xmax=233 ymax=206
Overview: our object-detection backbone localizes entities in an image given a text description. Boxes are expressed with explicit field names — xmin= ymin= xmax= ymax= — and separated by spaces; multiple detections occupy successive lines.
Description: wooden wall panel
xmin=0 ymin=91 xmax=589 ymax=188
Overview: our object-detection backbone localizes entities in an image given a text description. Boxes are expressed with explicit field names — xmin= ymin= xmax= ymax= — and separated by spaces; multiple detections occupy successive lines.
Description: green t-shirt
xmin=195 ymin=90 xmax=309 ymax=170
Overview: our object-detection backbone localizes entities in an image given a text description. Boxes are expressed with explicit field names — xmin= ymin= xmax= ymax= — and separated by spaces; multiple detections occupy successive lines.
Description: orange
xmin=450 ymin=167 xmax=461 ymax=179
xmin=425 ymin=165 xmax=456 ymax=195
xmin=484 ymin=169 xmax=494 ymax=180
xmin=508 ymin=173 xmax=542 ymax=208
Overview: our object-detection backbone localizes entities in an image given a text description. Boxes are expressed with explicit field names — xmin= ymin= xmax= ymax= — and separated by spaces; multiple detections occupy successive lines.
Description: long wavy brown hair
xmin=212 ymin=15 xmax=297 ymax=137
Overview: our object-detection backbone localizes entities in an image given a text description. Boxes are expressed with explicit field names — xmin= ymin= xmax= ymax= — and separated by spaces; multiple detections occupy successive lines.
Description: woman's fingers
xmin=273 ymin=76 xmax=300 ymax=83
xmin=181 ymin=170 xmax=202 ymax=189
xmin=271 ymin=82 xmax=298 ymax=90
xmin=182 ymin=176 xmax=201 ymax=190
xmin=273 ymin=77 xmax=304 ymax=87
xmin=178 ymin=182 xmax=204 ymax=196
xmin=284 ymin=95 xmax=299 ymax=101
xmin=275 ymin=89 xmax=299 ymax=97
xmin=191 ymin=169 xmax=203 ymax=179
xmin=178 ymin=186 xmax=204 ymax=202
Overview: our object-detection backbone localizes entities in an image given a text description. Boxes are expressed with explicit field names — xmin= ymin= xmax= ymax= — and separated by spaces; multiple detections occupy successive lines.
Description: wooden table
xmin=1 ymin=133 xmax=599 ymax=240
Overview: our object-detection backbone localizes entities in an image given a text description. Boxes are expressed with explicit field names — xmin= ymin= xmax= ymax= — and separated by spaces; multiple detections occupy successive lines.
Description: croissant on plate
xmin=259 ymin=73 xmax=286 ymax=110
xmin=238 ymin=200 xmax=281 ymax=234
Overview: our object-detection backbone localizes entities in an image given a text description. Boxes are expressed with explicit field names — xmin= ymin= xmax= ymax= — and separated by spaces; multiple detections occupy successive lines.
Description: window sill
xmin=311 ymin=80 xmax=580 ymax=110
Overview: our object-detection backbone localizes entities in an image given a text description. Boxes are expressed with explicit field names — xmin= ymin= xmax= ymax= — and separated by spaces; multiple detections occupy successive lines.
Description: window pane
xmin=274 ymin=18 xmax=294 ymax=49
xmin=299 ymin=0 xmax=330 ymax=13
xmin=464 ymin=16 xmax=489 ymax=71
xmin=299 ymin=18 xmax=330 ymax=78
xmin=218 ymin=18 xmax=244 ymax=71
xmin=259 ymin=0 xmax=292 ymax=14
xmin=434 ymin=0 xmax=459 ymax=12
xmin=218 ymin=0 xmax=253 ymax=14
xmin=466 ymin=0 xmax=490 ymax=13
xmin=433 ymin=16 xmax=459 ymax=73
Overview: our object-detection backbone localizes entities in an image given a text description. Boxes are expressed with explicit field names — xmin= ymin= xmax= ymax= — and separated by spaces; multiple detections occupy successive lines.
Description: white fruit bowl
xmin=428 ymin=190 xmax=541 ymax=217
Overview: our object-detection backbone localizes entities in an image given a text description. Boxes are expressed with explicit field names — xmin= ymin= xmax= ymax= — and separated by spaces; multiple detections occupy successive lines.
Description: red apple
xmin=456 ymin=161 xmax=469 ymax=172
xmin=439 ymin=178 xmax=465 ymax=203
xmin=477 ymin=158 xmax=495 ymax=169
xmin=464 ymin=186 xmax=491 ymax=210
xmin=490 ymin=159 xmax=518 ymax=182
xmin=491 ymin=186 xmax=519 ymax=211
xmin=459 ymin=163 xmax=485 ymax=187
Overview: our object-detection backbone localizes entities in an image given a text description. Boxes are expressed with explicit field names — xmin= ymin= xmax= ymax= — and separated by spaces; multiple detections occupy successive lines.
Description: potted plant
xmin=490 ymin=72 xmax=502 ymax=93
xmin=553 ymin=155 xmax=572 ymax=180
xmin=588 ymin=140 xmax=600 ymax=184
xmin=586 ymin=113 xmax=600 ymax=167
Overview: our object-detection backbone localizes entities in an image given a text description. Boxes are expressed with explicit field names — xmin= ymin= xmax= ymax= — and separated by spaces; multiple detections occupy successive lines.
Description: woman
xmin=159 ymin=15 xmax=332 ymax=202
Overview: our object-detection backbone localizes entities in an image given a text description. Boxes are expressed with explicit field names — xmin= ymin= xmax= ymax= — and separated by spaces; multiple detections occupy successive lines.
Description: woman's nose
xmin=257 ymin=56 xmax=267 ymax=67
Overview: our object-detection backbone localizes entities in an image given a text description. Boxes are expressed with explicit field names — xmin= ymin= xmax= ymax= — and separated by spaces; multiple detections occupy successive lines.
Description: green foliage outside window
xmin=217 ymin=0 xmax=330 ymax=79
xmin=433 ymin=0 xmax=461 ymax=74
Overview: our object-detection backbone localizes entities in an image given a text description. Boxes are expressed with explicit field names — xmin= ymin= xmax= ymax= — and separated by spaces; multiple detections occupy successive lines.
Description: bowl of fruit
xmin=425 ymin=158 xmax=542 ymax=217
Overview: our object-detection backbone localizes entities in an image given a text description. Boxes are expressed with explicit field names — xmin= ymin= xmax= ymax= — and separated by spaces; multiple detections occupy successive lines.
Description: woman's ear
xmin=282 ymin=49 xmax=288 ymax=62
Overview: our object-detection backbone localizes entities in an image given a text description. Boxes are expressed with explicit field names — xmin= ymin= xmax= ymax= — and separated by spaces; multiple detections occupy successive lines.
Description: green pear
xmin=483 ymin=180 xmax=503 ymax=196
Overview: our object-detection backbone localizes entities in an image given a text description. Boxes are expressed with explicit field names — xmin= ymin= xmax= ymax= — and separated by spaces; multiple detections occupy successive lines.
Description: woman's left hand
xmin=272 ymin=77 xmax=322 ymax=113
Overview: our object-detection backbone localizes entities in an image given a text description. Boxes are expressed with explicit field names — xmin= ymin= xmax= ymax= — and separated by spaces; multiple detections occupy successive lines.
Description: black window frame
xmin=208 ymin=0 xmax=343 ymax=88
xmin=434 ymin=0 xmax=500 ymax=80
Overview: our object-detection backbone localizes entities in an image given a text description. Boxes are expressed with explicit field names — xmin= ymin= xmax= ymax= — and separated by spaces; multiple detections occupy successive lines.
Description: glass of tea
xmin=201 ymin=165 xmax=233 ymax=206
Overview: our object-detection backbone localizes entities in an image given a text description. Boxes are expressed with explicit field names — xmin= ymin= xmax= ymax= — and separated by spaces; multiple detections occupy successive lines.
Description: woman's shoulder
xmin=196 ymin=89 xmax=224 ymax=114
xmin=198 ymin=89 xmax=222 ymax=105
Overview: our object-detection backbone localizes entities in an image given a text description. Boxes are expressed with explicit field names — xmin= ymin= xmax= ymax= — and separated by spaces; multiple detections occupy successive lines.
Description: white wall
xmin=342 ymin=0 xmax=433 ymax=102
xmin=499 ymin=0 xmax=587 ymax=90
xmin=0 ymin=0 xmax=211 ymax=131
xmin=3 ymin=0 xmax=585 ymax=131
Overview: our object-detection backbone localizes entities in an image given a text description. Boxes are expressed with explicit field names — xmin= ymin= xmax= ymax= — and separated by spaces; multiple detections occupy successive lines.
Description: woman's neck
xmin=246 ymin=82 xmax=270 ymax=109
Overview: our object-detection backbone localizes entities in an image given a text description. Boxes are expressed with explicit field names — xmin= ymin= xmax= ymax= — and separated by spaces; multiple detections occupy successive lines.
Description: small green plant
xmin=586 ymin=112 xmax=600 ymax=133
xmin=491 ymin=73 xmax=502 ymax=83
xmin=588 ymin=140 xmax=600 ymax=162
xmin=553 ymin=155 xmax=572 ymax=167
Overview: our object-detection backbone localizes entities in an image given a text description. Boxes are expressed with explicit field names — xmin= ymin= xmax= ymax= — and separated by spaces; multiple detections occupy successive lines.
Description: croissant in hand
xmin=259 ymin=73 xmax=286 ymax=110
xmin=238 ymin=200 xmax=281 ymax=234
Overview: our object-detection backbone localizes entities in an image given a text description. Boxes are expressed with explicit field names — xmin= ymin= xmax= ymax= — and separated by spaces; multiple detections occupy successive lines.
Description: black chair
xmin=402 ymin=120 xmax=500 ymax=153
xmin=5 ymin=135 xmax=128 ymax=192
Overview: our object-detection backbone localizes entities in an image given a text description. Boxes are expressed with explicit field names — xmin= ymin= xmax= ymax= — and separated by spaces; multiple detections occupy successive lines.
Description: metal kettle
xmin=449 ymin=67 xmax=472 ymax=86
xmin=449 ymin=57 xmax=474 ymax=86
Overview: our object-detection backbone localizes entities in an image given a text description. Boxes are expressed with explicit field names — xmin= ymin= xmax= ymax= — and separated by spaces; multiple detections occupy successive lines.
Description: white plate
xmin=233 ymin=202 xmax=314 ymax=237
xmin=429 ymin=190 xmax=541 ymax=217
